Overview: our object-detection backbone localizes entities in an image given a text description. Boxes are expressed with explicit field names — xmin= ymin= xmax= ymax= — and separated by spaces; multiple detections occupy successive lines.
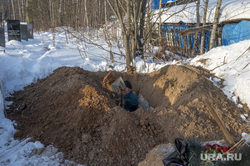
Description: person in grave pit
xmin=123 ymin=80 xmax=138 ymax=112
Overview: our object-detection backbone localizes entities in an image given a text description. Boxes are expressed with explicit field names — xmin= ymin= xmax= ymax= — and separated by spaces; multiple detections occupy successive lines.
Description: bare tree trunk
xmin=107 ymin=0 xmax=132 ymax=71
xmin=138 ymin=0 xmax=147 ymax=58
xmin=190 ymin=0 xmax=200 ymax=57
xmin=200 ymin=0 xmax=209 ymax=54
xmin=59 ymin=0 xmax=63 ymax=26
xmin=81 ymin=0 xmax=85 ymax=29
xmin=17 ymin=0 xmax=22 ymax=20
xmin=158 ymin=0 xmax=162 ymax=41
xmin=75 ymin=0 xmax=79 ymax=29
xmin=21 ymin=0 xmax=25 ymax=21
xmin=49 ymin=0 xmax=55 ymax=46
xmin=145 ymin=0 xmax=153 ymax=49
xmin=11 ymin=0 xmax=16 ymax=19
xmin=107 ymin=0 xmax=149 ymax=71
xmin=131 ymin=1 xmax=140 ymax=59
xmin=1 ymin=0 xmax=6 ymax=25
xmin=210 ymin=0 xmax=222 ymax=50
xmin=96 ymin=0 xmax=101 ymax=39
xmin=84 ymin=0 xmax=90 ymax=40
xmin=125 ymin=0 xmax=132 ymax=70
xmin=25 ymin=0 xmax=29 ymax=22
xmin=105 ymin=0 xmax=108 ymax=25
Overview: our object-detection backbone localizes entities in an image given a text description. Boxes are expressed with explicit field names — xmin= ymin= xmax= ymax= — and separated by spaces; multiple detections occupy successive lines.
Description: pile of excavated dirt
xmin=6 ymin=65 xmax=249 ymax=166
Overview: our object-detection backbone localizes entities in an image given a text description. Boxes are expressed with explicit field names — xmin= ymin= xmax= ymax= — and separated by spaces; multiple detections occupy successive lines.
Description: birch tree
xmin=210 ymin=0 xmax=222 ymax=50
xmin=190 ymin=0 xmax=200 ymax=57
xmin=200 ymin=0 xmax=209 ymax=54
xmin=158 ymin=0 xmax=162 ymax=40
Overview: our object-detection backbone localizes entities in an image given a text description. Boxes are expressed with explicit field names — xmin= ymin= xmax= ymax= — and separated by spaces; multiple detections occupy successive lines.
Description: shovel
xmin=111 ymin=77 xmax=126 ymax=106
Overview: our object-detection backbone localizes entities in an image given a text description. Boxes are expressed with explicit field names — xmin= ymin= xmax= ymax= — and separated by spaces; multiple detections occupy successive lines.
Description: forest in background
xmin=0 ymin=0 xmax=222 ymax=71
xmin=0 ymin=0 xmax=115 ymax=31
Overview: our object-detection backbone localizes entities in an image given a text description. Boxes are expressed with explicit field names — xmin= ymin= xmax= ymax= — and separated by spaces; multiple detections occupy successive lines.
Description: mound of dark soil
xmin=6 ymin=65 xmax=249 ymax=166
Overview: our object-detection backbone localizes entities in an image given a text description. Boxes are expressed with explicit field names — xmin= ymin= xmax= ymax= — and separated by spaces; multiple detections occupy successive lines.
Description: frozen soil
xmin=6 ymin=65 xmax=249 ymax=166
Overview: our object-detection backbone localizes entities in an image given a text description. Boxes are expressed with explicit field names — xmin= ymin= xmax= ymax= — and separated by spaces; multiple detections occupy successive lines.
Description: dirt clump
xmin=6 ymin=65 xmax=249 ymax=166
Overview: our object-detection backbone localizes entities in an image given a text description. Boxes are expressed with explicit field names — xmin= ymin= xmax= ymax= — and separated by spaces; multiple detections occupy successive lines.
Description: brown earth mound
xmin=6 ymin=65 xmax=249 ymax=166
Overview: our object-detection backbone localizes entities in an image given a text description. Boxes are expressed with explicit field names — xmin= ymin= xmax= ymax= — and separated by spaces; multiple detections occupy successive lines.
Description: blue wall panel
xmin=222 ymin=20 xmax=250 ymax=45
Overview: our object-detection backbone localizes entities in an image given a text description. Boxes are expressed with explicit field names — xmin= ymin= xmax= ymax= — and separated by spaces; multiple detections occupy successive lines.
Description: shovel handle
xmin=202 ymin=96 xmax=235 ymax=146
xmin=119 ymin=87 xmax=123 ymax=106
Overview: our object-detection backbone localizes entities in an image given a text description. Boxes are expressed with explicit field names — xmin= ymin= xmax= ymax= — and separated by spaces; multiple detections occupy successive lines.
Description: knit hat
xmin=124 ymin=80 xmax=132 ymax=89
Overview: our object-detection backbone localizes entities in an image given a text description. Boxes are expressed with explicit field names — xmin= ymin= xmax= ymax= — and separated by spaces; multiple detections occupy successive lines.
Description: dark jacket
xmin=123 ymin=91 xmax=138 ymax=112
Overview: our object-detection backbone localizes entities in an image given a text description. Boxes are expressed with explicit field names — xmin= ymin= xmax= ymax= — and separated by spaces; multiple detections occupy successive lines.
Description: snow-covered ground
xmin=0 ymin=31 xmax=178 ymax=97
xmin=0 ymin=28 xmax=250 ymax=165
xmin=191 ymin=40 xmax=250 ymax=109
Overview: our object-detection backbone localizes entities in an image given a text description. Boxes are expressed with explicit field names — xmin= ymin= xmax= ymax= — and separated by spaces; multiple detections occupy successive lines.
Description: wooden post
xmin=202 ymin=96 xmax=235 ymax=146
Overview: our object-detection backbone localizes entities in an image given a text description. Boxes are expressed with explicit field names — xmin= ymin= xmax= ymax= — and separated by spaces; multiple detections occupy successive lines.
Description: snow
xmin=0 ymin=31 xmax=176 ymax=98
xmin=190 ymin=40 xmax=250 ymax=108
xmin=153 ymin=0 xmax=250 ymax=23
xmin=240 ymin=114 xmax=249 ymax=122
xmin=0 ymin=118 xmax=83 ymax=166
xmin=242 ymin=132 xmax=250 ymax=144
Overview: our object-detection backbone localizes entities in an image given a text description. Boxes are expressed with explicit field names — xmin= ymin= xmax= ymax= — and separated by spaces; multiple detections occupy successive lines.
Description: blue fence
xmin=152 ymin=0 xmax=176 ymax=9
xmin=161 ymin=22 xmax=213 ymax=56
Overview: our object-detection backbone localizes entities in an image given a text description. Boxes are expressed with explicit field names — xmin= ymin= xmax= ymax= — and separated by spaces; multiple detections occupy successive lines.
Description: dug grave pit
xmin=6 ymin=65 xmax=249 ymax=166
